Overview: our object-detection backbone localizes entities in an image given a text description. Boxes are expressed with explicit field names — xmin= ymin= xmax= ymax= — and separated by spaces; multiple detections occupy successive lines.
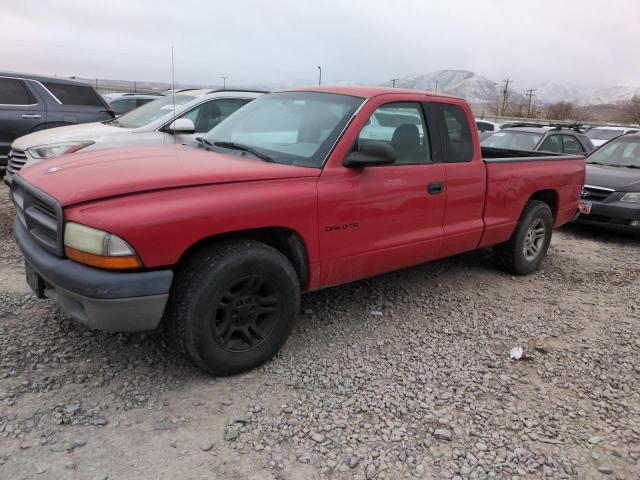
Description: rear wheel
xmin=494 ymin=200 xmax=553 ymax=275
xmin=165 ymin=239 xmax=300 ymax=376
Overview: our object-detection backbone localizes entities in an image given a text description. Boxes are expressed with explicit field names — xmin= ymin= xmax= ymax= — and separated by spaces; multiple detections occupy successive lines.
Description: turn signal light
xmin=65 ymin=247 xmax=142 ymax=270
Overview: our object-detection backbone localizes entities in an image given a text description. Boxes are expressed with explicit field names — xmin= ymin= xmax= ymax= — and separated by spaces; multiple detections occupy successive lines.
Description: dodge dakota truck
xmin=11 ymin=86 xmax=585 ymax=375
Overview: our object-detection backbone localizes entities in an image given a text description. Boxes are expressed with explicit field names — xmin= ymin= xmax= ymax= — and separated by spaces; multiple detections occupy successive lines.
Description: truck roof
xmin=279 ymin=85 xmax=461 ymax=100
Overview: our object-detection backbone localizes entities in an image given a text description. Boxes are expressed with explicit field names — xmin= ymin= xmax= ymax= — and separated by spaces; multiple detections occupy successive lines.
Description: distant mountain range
xmin=395 ymin=70 xmax=640 ymax=106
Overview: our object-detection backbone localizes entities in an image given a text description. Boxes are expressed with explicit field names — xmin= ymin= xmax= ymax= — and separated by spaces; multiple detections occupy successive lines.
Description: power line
xmin=500 ymin=78 xmax=512 ymax=116
xmin=525 ymin=89 xmax=536 ymax=117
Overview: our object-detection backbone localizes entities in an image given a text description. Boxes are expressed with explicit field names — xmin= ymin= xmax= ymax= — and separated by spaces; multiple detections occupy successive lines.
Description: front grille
xmin=11 ymin=177 xmax=64 ymax=256
xmin=580 ymin=185 xmax=614 ymax=202
xmin=7 ymin=149 xmax=28 ymax=177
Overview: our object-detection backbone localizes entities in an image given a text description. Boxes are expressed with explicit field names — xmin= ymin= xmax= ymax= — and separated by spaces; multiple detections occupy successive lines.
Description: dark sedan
xmin=576 ymin=133 xmax=640 ymax=232
xmin=481 ymin=126 xmax=594 ymax=155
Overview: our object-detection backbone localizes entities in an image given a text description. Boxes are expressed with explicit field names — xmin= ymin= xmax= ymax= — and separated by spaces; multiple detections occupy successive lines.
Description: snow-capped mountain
xmin=531 ymin=82 xmax=640 ymax=105
xmin=396 ymin=70 xmax=510 ymax=103
xmin=529 ymin=82 xmax=584 ymax=104
xmin=394 ymin=70 xmax=639 ymax=105
xmin=585 ymin=85 xmax=640 ymax=105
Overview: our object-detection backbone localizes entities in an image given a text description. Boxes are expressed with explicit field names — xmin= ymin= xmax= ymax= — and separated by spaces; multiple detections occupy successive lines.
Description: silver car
xmin=4 ymin=89 xmax=265 ymax=185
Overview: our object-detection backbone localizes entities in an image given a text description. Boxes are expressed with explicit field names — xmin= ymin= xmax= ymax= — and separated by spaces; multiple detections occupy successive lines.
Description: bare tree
xmin=624 ymin=95 xmax=640 ymax=125
xmin=546 ymin=101 xmax=576 ymax=120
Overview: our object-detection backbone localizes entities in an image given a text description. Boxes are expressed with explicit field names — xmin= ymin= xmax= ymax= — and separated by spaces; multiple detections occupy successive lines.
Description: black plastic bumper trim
xmin=14 ymin=217 xmax=173 ymax=299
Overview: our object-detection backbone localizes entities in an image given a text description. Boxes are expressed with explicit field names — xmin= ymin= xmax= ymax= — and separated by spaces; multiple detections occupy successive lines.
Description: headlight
xmin=621 ymin=192 xmax=640 ymax=203
xmin=28 ymin=141 xmax=94 ymax=159
xmin=64 ymin=222 xmax=142 ymax=270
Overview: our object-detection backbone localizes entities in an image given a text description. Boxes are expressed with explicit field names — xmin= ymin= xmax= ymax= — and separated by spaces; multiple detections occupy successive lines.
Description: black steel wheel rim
xmin=211 ymin=274 xmax=281 ymax=352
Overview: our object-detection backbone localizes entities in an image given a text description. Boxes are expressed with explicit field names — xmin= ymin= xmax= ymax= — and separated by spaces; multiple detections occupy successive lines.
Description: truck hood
xmin=18 ymin=145 xmax=320 ymax=206
xmin=12 ymin=122 xmax=128 ymax=150
xmin=586 ymin=164 xmax=640 ymax=192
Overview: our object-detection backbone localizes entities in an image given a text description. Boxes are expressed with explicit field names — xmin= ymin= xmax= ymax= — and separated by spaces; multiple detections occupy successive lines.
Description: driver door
xmin=317 ymin=101 xmax=446 ymax=287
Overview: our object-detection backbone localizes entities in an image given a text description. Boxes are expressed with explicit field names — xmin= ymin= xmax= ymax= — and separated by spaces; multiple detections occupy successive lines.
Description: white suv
xmin=4 ymin=89 xmax=265 ymax=185
xmin=586 ymin=126 xmax=639 ymax=148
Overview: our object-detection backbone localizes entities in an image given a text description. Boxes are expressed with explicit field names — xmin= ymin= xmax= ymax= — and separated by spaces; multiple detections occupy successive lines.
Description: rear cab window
xmin=425 ymin=103 xmax=474 ymax=162
xmin=42 ymin=82 xmax=106 ymax=107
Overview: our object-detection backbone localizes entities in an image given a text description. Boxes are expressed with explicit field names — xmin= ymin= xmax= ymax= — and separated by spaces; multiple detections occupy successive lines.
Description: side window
xmin=0 ymin=78 xmax=37 ymax=105
xmin=179 ymin=98 xmax=245 ymax=134
xmin=561 ymin=135 xmax=584 ymax=154
xmin=42 ymin=82 xmax=105 ymax=107
xmin=358 ymin=102 xmax=431 ymax=164
xmin=539 ymin=135 xmax=562 ymax=153
xmin=428 ymin=103 xmax=473 ymax=162
xmin=110 ymin=98 xmax=138 ymax=115
xmin=476 ymin=121 xmax=492 ymax=132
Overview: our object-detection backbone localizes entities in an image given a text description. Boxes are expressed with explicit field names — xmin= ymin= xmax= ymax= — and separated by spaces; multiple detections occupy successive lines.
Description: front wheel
xmin=165 ymin=239 xmax=301 ymax=376
xmin=494 ymin=200 xmax=553 ymax=275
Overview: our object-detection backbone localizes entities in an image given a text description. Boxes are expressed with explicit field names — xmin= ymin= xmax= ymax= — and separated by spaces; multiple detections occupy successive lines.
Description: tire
xmin=494 ymin=200 xmax=553 ymax=275
xmin=165 ymin=239 xmax=300 ymax=376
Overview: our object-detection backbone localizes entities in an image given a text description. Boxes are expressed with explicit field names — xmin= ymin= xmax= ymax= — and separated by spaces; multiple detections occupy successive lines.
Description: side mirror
xmin=343 ymin=140 xmax=397 ymax=168
xmin=166 ymin=118 xmax=196 ymax=134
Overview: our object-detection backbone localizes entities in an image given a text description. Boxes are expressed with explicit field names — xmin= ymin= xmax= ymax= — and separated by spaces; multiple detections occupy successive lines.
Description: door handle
xmin=21 ymin=114 xmax=42 ymax=119
xmin=427 ymin=182 xmax=444 ymax=194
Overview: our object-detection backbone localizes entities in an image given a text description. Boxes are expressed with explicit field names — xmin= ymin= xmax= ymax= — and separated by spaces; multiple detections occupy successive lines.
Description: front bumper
xmin=575 ymin=199 xmax=640 ymax=233
xmin=14 ymin=217 xmax=173 ymax=331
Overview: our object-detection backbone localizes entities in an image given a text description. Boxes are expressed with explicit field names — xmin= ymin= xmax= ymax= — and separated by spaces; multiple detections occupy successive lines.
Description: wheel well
xmin=529 ymin=189 xmax=558 ymax=220
xmin=176 ymin=228 xmax=310 ymax=289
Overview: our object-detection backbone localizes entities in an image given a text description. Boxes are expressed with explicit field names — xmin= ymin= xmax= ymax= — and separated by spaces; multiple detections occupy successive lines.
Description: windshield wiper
xmin=213 ymin=141 xmax=275 ymax=163
xmin=196 ymin=137 xmax=213 ymax=147
xmin=106 ymin=118 xmax=123 ymax=127
xmin=586 ymin=161 xmax=603 ymax=165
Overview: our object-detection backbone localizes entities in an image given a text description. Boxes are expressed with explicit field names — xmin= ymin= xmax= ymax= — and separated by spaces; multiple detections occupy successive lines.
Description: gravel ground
xmin=0 ymin=182 xmax=639 ymax=480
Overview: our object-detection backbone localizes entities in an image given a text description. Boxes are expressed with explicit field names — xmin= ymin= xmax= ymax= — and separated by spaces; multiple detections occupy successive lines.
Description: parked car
xmin=481 ymin=126 xmax=594 ymax=154
xmin=102 ymin=92 xmax=163 ymax=116
xmin=11 ymin=86 xmax=585 ymax=375
xmin=474 ymin=119 xmax=502 ymax=140
xmin=0 ymin=71 xmax=114 ymax=168
xmin=575 ymin=133 xmax=640 ymax=232
xmin=4 ymin=89 xmax=265 ymax=185
xmin=585 ymin=126 xmax=639 ymax=148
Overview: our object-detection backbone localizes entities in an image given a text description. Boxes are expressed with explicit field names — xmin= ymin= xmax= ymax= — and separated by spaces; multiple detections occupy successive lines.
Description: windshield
xmin=587 ymin=136 xmax=640 ymax=167
xmin=481 ymin=131 xmax=542 ymax=150
xmin=114 ymin=93 xmax=196 ymax=128
xmin=204 ymin=91 xmax=364 ymax=167
xmin=586 ymin=128 xmax=624 ymax=141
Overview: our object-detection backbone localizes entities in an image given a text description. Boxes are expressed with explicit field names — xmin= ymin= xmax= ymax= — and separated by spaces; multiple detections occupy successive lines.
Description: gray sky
xmin=3 ymin=0 xmax=639 ymax=89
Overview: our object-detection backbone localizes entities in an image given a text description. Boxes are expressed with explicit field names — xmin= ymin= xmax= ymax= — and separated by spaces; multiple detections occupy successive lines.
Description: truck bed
xmin=479 ymin=147 xmax=585 ymax=247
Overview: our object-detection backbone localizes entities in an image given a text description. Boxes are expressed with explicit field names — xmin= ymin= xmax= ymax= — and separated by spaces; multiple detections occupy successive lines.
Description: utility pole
xmin=222 ymin=76 xmax=227 ymax=90
xmin=500 ymin=78 xmax=512 ymax=116
xmin=391 ymin=78 xmax=399 ymax=88
xmin=317 ymin=66 xmax=322 ymax=86
xmin=525 ymin=89 xmax=536 ymax=118
xmin=434 ymin=80 xmax=439 ymax=92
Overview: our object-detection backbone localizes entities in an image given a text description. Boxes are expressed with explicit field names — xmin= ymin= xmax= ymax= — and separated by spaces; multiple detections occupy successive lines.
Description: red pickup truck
xmin=11 ymin=86 xmax=585 ymax=375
